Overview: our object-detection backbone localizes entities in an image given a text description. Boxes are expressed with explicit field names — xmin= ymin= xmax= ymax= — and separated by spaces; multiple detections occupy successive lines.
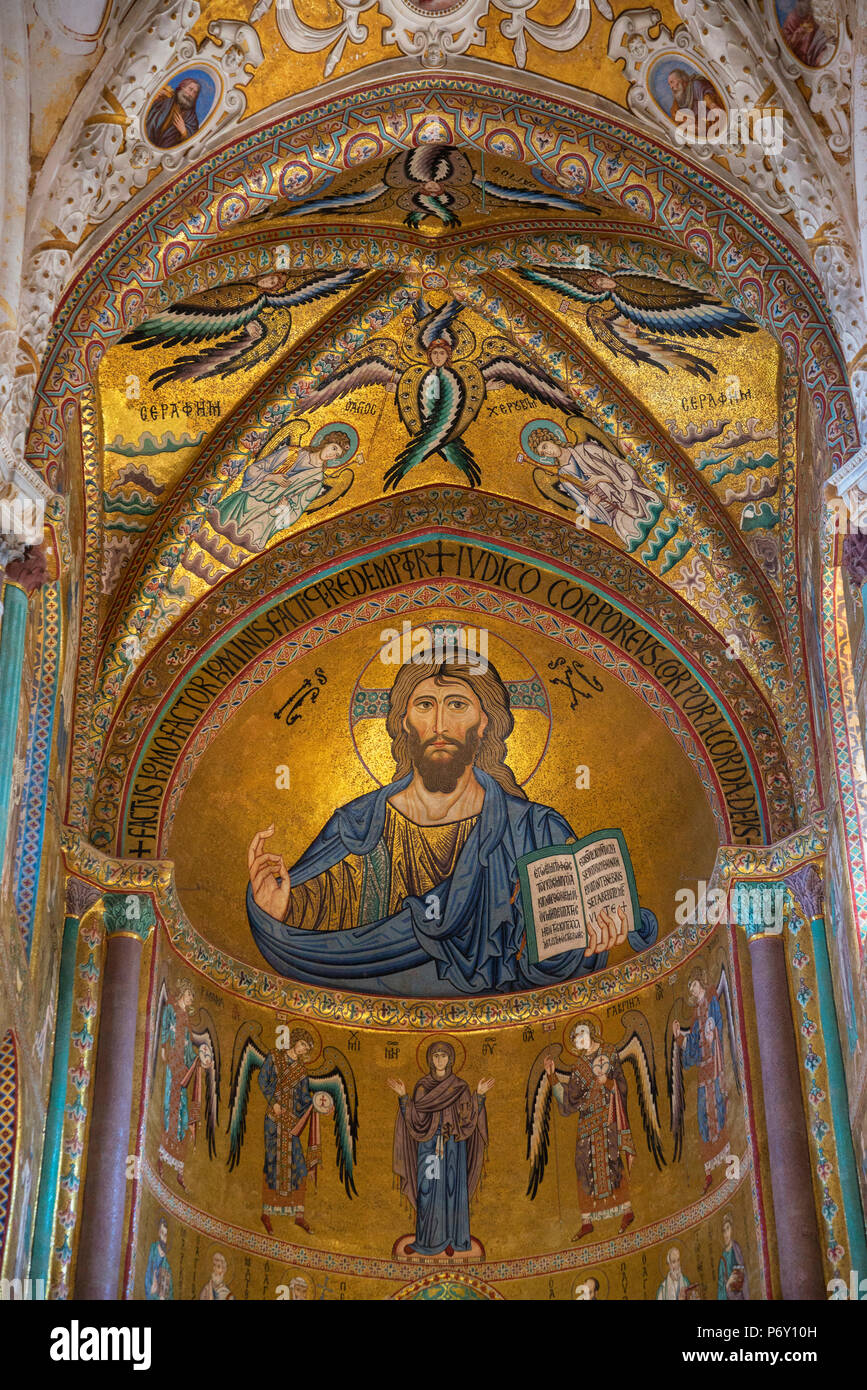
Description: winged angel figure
xmin=295 ymin=294 xmax=577 ymax=489
xmin=151 ymin=977 xmax=221 ymax=1188
xmin=226 ymin=1021 xmax=358 ymax=1236
xmin=120 ymin=267 xmax=369 ymax=386
xmin=514 ymin=264 xmax=758 ymax=381
xmin=525 ymin=1014 xmax=665 ymax=1240
xmin=666 ymin=960 xmax=741 ymax=1191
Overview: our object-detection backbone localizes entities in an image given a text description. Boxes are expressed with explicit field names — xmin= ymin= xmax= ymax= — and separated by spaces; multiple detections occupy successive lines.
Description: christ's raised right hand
xmin=248 ymin=824 xmax=290 ymax=920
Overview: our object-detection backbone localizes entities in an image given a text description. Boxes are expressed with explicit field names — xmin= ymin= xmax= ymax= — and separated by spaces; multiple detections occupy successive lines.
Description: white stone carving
xmin=255 ymin=0 xmax=610 ymax=72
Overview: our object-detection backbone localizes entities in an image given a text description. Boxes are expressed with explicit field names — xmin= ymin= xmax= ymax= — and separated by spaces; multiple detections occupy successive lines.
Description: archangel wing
xmin=225 ymin=1023 xmax=266 ymax=1172
xmin=308 ymin=1046 xmax=359 ymax=1198
xmin=481 ymin=348 xmax=576 ymax=416
xmin=294 ymin=342 xmax=400 ymax=414
xmin=609 ymin=272 xmax=759 ymax=342
xmin=666 ymin=1000 xmax=687 ymax=1163
xmin=616 ymin=1011 xmax=666 ymax=1171
xmin=190 ymin=1009 xmax=221 ymax=1159
xmin=472 ymin=173 xmax=599 ymax=216
xmin=525 ymin=1046 xmax=570 ymax=1199
xmin=414 ymin=297 xmax=466 ymax=352
xmin=716 ymin=963 xmax=742 ymax=1094
xmin=268 ymin=183 xmax=388 ymax=218
xmin=149 ymin=979 xmax=169 ymax=1088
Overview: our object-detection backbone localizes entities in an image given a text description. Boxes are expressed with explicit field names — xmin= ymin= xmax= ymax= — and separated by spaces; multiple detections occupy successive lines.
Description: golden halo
xmin=349 ymin=614 xmax=551 ymax=789
xmin=415 ymin=1032 xmax=467 ymax=1074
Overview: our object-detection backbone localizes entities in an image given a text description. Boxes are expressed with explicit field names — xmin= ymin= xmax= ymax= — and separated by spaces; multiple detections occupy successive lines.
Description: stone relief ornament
xmin=252 ymin=0 xmax=613 ymax=71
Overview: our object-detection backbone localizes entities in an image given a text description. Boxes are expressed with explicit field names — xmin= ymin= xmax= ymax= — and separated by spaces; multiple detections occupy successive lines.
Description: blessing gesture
xmin=248 ymin=824 xmax=290 ymax=919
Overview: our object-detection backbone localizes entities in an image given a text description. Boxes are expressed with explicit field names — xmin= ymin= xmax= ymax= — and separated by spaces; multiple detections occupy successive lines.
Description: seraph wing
xmin=390 ymin=365 xmax=465 ymax=480
xmin=472 ymin=173 xmax=599 ymax=216
xmin=616 ymin=1011 xmax=666 ymax=1171
xmin=609 ymin=272 xmax=759 ymax=341
xmin=295 ymin=343 xmax=399 ymax=413
xmin=272 ymin=266 xmax=370 ymax=308
xmin=225 ymin=1023 xmax=266 ymax=1172
xmin=512 ymin=264 xmax=607 ymax=304
xmin=122 ymin=283 xmax=272 ymax=351
xmin=270 ymin=184 xmax=388 ymax=218
xmin=525 ymin=1046 xmax=569 ymax=1199
xmin=415 ymin=297 xmax=465 ymax=351
xmin=190 ymin=1009 xmax=221 ymax=1159
xmin=308 ymin=1047 xmax=359 ymax=1198
xmin=149 ymin=979 xmax=169 ymax=1087
xmin=716 ymin=963 xmax=742 ymax=1094
xmin=666 ymin=1000 xmax=687 ymax=1163
xmin=481 ymin=350 xmax=575 ymax=415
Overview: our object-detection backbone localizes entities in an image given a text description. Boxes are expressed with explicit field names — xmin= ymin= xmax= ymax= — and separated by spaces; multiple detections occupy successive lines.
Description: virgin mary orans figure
xmin=388 ymin=1042 xmax=493 ymax=1257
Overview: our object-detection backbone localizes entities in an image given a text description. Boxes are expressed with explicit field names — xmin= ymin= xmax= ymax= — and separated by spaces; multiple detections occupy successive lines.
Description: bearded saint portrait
xmin=246 ymin=654 xmax=658 ymax=996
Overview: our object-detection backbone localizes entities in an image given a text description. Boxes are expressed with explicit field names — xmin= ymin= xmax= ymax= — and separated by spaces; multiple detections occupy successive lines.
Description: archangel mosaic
xmin=0 ymin=0 xmax=866 ymax=1310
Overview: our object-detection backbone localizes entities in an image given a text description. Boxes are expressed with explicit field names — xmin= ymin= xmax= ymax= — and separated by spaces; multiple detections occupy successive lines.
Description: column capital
xmin=4 ymin=544 xmax=48 ymax=595
xmin=102 ymin=891 xmax=157 ymax=943
xmin=64 ymin=876 xmax=102 ymax=920
xmin=785 ymin=863 xmax=824 ymax=919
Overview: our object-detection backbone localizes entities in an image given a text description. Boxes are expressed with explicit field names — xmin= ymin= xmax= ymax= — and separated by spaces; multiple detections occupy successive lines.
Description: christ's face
xmin=177 ymin=80 xmax=200 ymax=109
xmin=403 ymin=677 xmax=488 ymax=793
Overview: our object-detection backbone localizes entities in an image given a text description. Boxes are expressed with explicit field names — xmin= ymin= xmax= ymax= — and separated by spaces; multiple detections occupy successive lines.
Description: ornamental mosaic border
xmin=26 ymin=80 xmax=856 ymax=486
xmin=133 ymin=1150 xmax=757 ymax=1290
xmin=154 ymin=578 xmax=729 ymax=857
xmin=13 ymin=577 xmax=61 ymax=954
xmin=47 ymin=902 xmax=105 ymax=1299
xmin=0 ymin=1031 xmax=19 ymax=1271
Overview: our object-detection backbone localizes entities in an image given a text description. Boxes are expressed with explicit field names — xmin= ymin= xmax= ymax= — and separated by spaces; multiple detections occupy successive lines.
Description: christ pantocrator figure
xmin=246 ymin=657 xmax=658 ymax=996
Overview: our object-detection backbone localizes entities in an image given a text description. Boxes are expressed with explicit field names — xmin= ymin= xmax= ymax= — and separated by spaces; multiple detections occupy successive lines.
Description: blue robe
xmin=248 ymin=770 xmax=657 ymax=995
xmin=681 ymin=994 xmax=726 ymax=1144
xmin=144 ymin=1241 xmax=173 ymax=1300
xmin=400 ymin=1096 xmax=484 ymax=1254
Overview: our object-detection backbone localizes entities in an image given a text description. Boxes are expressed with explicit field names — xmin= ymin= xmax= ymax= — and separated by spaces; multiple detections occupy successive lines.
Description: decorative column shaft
xmin=0 ymin=549 xmax=46 ymax=867
xmin=74 ymin=893 xmax=155 ymax=1301
xmin=787 ymin=866 xmax=867 ymax=1279
xmin=742 ymin=881 xmax=827 ymax=1299
xmin=31 ymin=878 xmax=101 ymax=1288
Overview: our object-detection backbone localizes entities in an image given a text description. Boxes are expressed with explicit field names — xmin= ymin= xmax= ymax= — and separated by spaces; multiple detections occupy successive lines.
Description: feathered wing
xmin=716 ymin=964 xmax=742 ymax=1094
xmin=149 ymin=979 xmax=169 ymax=1087
xmin=482 ymin=351 xmax=576 ymax=415
xmin=616 ymin=1011 xmax=666 ymax=1171
xmin=120 ymin=268 xmax=369 ymax=385
xmin=414 ymin=296 xmax=466 ymax=351
xmin=225 ymin=1023 xmax=266 ymax=1172
xmin=190 ymin=1009 xmax=221 ymax=1159
xmin=269 ymin=183 xmax=388 ymax=218
xmin=472 ymin=173 xmax=599 ymax=216
xmin=666 ymin=1000 xmax=687 ymax=1163
xmin=387 ymin=365 xmax=470 ymax=487
xmin=512 ymin=264 xmax=609 ymax=304
xmin=308 ymin=1047 xmax=359 ymax=1198
xmin=525 ymin=1046 xmax=569 ymax=1199
xmin=609 ymin=272 xmax=758 ymax=342
xmin=293 ymin=342 xmax=400 ymax=414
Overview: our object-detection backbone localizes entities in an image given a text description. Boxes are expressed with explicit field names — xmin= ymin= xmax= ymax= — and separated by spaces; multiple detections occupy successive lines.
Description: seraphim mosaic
xmin=0 ymin=0 xmax=866 ymax=1310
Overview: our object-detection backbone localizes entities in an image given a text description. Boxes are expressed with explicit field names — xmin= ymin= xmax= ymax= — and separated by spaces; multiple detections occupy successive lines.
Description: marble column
xmin=787 ymin=865 xmax=867 ymax=1280
xmin=74 ymin=892 xmax=155 ymax=1301
xmin=743 ymin=881 xmax=827 ymax=1299
xmin=0 ymin=547 xmax=46 ymax=866
xmin=31 ymin=877 xmax=102 ymax=1289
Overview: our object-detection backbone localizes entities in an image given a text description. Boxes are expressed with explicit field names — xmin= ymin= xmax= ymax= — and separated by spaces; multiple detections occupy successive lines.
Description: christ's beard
xmin=408 ymin=725 xmax=480 ymax=794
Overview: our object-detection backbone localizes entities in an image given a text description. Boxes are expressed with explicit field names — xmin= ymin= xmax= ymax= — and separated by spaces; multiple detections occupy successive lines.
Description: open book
xmin=517 ymin=828 xmax=640 ymax=964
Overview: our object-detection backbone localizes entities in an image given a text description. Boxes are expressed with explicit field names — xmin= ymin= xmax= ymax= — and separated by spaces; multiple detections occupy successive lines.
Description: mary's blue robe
xmin=247 ymin=769 xmax=657 ymax=996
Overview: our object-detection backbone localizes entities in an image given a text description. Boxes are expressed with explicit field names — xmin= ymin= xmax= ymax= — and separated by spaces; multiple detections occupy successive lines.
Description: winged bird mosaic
xmin=294 ymin=293 xmax=578 ymax=489
xmin=119 ymin=268 xmax=369 ymax=386
xmin=226 ymin=1021 xmax=359 ymax=1235
xmin=513 ymin=264 xmax=759 ymax=381
xmin=524 ymin=1014 xmax=665 ymax=1240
